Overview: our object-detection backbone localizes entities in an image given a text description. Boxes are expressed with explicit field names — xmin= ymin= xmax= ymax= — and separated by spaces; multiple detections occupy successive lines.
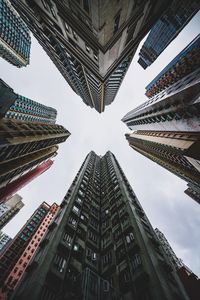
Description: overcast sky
xmin=1 ymin=11 xmax=200 ymax=277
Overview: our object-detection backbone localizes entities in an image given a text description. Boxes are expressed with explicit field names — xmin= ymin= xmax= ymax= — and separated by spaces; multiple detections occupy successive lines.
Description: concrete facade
xmin=0 ymin=194 xmax=24 ymax=229
xmin=0 ymin=202 xmax=59 ymax=299
xmin=138 ymin=0 xmax=200 ymax=69
xmin=11 ymin=151 xmax=189 ymax=300
xmin=11 ymin=0 xmax=170 ymax=112
xmin=0 ymin=0 xmax=31 ymax=67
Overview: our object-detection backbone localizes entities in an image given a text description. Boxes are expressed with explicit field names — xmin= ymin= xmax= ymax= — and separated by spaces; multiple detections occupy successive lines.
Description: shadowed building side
xmin=138 ymin=0 xmax=200 ymax=69
xmin=11 ymin=0 xmax=170 ymax=112
xmin=11 ymin=151 xmax=189 ymax=300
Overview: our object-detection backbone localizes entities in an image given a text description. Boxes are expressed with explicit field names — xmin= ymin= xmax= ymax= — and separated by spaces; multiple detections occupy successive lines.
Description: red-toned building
xmin=0 ymin=160 xmax=53 ymax=204
xmin=0 ymin=202 xmax=59 ymax=300
xmin=177 ymin=265 xmax=200 ymax=300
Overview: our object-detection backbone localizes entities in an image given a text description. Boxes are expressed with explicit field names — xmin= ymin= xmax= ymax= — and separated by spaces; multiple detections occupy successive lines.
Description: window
xmin=123 ymin=270 xmax=130 ymax=282
xmin=102 ymin=251 xmax=112 ymax=266
xmin=64 ymin=22 xmax=70 ymax=32
xmin=132 ymin=254 xmax=142 ymax=271
xmin=53 ymin=254 xmax=66 ymax=273
xmin=86 ymin=248 xmax=97 ymax=262
xmin=76 ymin=197 xmax=82 ymax=204
xmin=88 ymin=231 xmax=97 ymax=242
xmin=73 ymin=31 xmax=78 ymax=40
xmin=103 ymin=280 xmax=109 ymax=292
xmin=83 ymin=0 xmax=90 ymax=13
xmin=20 ymin=234 xmax=28 ymax=241
xmin=50 ymin=6 xmax=57 ymax=19
xmin=63 ymin=232 xmax=72 ymax=246
xmin=41 ymin=0 xmax=47 ymax=9
xmin=68 ymin=216 xmax=77 ymax=228
xmin=126 ymin=232 xmax=134 ymax=244
xmin=85 ymin=44 xmax=90 ymax=53
xmin=72 ymin=206 xmax=80 ymax=215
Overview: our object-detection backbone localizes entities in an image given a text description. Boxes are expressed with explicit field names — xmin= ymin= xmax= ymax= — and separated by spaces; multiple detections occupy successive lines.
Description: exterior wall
xmin=0 ymin=202 xmax=51 ymax=290
xmin=0 ymin=232 xmax=11 ymax=254
xmin=0 ymin=160 xmax=53 ymax=204
xmin=155 ymin=229 xmax=200 ymax=300
xmin=122 ymin=69 xmax=200 ymax=132
xmin=155 ymin=228 xmax=182 ymax=270
xmin=138 ymin=0 xmax=200 ymax=69
xmin=0 ymin=79 xmax=70 ymax=197
xmin=0 ymin=78 xmax=57 ymax=124
xmin=0 ymin=143 xmax=58 ymax=190
xmin=145 ymin=34 xmax=200 ymax=98
xmin=123 ymin=41 xmax=200 ymax=203
xmin=11 ymin=0 xmax=169 ymax=112
xmin=12 ymin=151 xmax=189 ymax=300
xmin=4 ymin=94 xmax=57 ymax=124
xmin=0 ymin=0 xmax=31 ymax=67
xmin=0 ymin=195 xmax=24 ymax=229
xmin=0 ymin=204 xmax=10 ymax=219
xmin=184 ymin=183 xmax=200 ymax=204
xmin=126 ymin=132 xmax=200 ymax=201
xmin=0 ymin=203 xmax=59 ymax=299
xmin=177 ymin=265 xmax=200 ymax=300
xmin=0 ymin=80 xmax=16 ymax=119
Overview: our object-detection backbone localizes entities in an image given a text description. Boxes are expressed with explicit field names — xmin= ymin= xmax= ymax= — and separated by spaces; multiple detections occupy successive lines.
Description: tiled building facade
xmin=0 ymin=0 xmax=31 ymax=67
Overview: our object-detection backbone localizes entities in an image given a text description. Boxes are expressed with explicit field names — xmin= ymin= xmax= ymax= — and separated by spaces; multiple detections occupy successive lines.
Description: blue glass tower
xmin=138 ymin=0 xmax=200 ymax=69
xmin=0 ymin=0 xmax=31 ymax=67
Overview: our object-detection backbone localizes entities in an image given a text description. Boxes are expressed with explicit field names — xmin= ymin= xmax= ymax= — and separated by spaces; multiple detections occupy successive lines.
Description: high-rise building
xmin=0 ymin=80 xmax=17 ymax=119
xmin=0 ymin=194 xmax=24 ymax=229
xmin=123 ymin=54 xmax=200 ymax=202
xmin=0 ymin=160 xmax=53 ymax=204
xmin=145 ymin=34 xmax=200 ymax=98
xmin=155 ymin=228 xmax=183 ymax=270
xmin=0 ymin=202 xmax=59 ymax=298
xmin=177 ymin=264 xmax=200 ymax=300
xmin=0 ymin=0 xmax=31 ymax=67
xmin=11 ymin=151 xmax=190 ymax=300
xmin=0 ymin=202 xmax=59 ymax=300
xmin=184 ymin=183 xmax=200 ymax=204
xmin=0 ymin=119 xmax=69 ymax=190
xmin=155 ymin=228 xmax=200 ymax=300
xmin=0 ymin=79 xmax=70 ymax=197
xmin=138 ymin=0 xmax=200 ymax=69
xmin=0 ymin=79 xmax=57 ymax=123
xmin=11 ymin=0 xmax=169 ymax=112
xmin=0 ymin=232 xmax=11 ymax=254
